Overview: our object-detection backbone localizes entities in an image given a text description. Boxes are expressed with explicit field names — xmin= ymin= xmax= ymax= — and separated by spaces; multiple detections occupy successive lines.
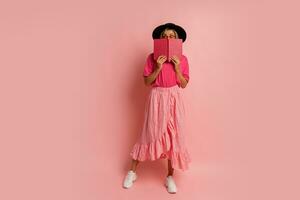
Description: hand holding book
xmin=170 ymin=55 xmax=181 ymax=70
xmin=156 ymin=55 xmax=167 ymax=71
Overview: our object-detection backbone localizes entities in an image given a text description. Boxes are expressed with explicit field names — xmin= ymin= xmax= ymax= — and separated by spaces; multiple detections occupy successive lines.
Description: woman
xmin=123 ymin=23 xmax=191 ymax=194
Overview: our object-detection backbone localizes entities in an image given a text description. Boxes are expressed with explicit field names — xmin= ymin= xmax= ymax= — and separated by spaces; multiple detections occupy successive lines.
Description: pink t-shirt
xmin=143 ymin=53 xmax=190 ymax=87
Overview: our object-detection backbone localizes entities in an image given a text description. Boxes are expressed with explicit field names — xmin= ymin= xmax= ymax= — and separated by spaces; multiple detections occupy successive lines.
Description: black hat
xmin=152 ymin=23 xmax=187 ymax=42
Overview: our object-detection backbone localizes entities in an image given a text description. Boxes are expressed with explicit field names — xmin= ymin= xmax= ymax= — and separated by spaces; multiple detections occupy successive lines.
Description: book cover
xmin=153 ymin=38 xmax=182 ymax=62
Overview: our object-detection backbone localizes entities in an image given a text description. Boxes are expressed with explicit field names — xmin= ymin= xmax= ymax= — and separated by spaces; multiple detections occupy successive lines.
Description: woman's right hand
xmin=156 ymin=55 xmax=167 ymax=71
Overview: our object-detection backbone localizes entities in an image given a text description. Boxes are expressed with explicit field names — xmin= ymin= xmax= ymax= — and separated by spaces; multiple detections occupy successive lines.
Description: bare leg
xmin=130 ymin=159 xmax=139 ymax=172
xmin=167 ymin=159 xmax=174 ymax=176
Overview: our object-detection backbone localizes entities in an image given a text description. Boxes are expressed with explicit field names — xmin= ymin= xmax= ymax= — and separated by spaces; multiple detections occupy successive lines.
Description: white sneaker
xmin=165 ymin=175 xmax=177 ymax=194
xmin=123 ymin=170 xmax=137 ymax=189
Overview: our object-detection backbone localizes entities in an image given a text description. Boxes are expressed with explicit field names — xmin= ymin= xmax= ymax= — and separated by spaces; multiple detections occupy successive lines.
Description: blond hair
xmin=159 ymin=28 xmax=179 ymax=38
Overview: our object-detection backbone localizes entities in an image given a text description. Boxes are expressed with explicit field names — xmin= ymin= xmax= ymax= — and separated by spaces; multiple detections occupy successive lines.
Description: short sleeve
xmin=181 ymin=56 xmax=190 ymax=82
xmin=143 ymin=53 xmax=155 ymax=77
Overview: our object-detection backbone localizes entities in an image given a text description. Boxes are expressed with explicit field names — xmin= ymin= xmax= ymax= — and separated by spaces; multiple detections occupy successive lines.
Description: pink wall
xmin=1 ymin=0 xmax=300 ymax=199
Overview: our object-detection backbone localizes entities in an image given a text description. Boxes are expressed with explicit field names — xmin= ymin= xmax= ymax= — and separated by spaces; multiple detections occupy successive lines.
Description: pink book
xmin=153 ymin=38 xmax=182 ymax=62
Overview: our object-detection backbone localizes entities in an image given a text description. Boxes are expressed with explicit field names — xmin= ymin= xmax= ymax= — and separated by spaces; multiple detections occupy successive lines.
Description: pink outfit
xmin=143 ymin=53 xmax=190 ymax=88
xmin=129 ymin=53 xmax=191 ymax=171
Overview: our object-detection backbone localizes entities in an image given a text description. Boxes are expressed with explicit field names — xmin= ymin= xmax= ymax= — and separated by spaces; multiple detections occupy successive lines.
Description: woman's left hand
xmin=170 ymin=56 xmax=180 ymax=71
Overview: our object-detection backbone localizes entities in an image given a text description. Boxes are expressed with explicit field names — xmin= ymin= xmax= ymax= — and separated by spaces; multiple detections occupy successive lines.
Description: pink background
xmin=1 ymin=0 xmax=300 ymax=199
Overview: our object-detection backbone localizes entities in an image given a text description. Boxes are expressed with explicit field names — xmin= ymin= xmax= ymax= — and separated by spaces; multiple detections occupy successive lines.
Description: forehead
xmin=162 ymin=29 xmax=176 ymax=35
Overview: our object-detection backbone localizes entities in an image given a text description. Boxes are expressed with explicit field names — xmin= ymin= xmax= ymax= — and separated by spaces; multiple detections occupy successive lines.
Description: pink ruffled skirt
xmin=130 ymin=85 xmax=191 ymax=171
